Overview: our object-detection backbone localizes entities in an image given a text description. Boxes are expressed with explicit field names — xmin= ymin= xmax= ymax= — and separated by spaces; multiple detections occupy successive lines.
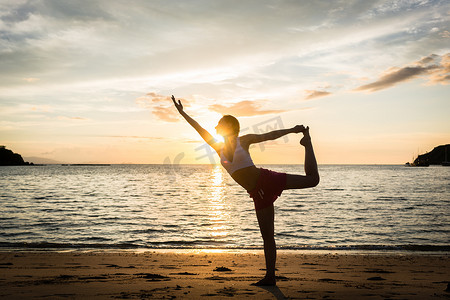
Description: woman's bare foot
xmin=300 ymin=126 xmax=311 ymax=147
xmin=251 ymin=276 xmax=276 ymax=286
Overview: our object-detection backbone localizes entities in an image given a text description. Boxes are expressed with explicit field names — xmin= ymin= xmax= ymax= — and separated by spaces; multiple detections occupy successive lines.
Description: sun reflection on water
xmin=207 ymin=166 xmax=230 ymax=239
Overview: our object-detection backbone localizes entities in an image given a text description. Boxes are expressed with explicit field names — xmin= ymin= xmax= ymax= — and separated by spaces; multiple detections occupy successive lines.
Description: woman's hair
xmin=220 ymin=115 xmax=240 ymax=135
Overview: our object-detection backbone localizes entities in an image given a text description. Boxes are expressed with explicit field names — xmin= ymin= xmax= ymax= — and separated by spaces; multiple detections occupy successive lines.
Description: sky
xmin=0 ymin=0 xmax=449 ymax=164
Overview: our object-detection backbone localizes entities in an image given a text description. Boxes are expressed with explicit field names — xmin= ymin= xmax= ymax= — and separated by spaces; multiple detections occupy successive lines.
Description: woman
xmin=172 ymin=95 xmax=319 ymax=286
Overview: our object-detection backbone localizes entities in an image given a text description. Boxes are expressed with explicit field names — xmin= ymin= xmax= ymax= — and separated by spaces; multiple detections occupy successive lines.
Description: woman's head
xmin=216 ymin=115 xmax=240 ymax=138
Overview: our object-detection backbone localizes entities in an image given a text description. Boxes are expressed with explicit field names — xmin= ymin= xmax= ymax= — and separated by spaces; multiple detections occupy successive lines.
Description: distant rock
xmin=23 ymin=156 xmax=63 ymax=164
xmin=413 ymin=144 xmax=450 ymax=166
xmin=0 ymin=146 xmax=33 ymax=166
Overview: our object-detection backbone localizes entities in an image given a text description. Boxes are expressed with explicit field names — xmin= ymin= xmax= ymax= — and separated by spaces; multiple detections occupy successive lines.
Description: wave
xmin=0 ymin=242 xmax=448 ymax=252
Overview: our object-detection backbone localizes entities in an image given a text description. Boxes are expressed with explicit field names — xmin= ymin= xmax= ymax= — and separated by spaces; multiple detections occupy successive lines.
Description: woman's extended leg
xmin=285 ymin=127 xmax=319 ymax=189
xmin=252 ymin=204 xmax=276 ymax=286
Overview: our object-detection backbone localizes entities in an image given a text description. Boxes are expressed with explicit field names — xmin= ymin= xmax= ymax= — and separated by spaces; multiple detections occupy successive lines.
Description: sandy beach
xmin=0 ymin=250 xmax=448 ymax=299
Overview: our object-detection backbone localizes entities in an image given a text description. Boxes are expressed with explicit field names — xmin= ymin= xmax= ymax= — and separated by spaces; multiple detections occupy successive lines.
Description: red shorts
xmin=247 ymin=168 xmax=287 ymax=211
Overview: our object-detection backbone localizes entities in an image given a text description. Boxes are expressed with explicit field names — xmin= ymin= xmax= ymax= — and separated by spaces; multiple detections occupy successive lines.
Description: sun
xmin=214 ymin=134 xmax=225 ymax=144
xmin=203 ymin=121 xmax=225 ymax=144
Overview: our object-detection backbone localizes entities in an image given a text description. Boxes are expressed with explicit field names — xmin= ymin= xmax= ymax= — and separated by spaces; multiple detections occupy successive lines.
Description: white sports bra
xmin=220 ymin=137 xmax=255 ymax=175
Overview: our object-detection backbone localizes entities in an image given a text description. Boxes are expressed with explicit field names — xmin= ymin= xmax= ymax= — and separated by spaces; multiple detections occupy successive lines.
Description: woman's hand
xmin=292 ymin=125 xmax=306 ymax=133
xmin=172 ymin=95 xmax=183 ymax=113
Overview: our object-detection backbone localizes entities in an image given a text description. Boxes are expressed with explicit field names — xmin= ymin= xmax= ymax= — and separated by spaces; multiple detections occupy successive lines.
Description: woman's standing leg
xmin=253 ymin=204 xmax=276 ymax=286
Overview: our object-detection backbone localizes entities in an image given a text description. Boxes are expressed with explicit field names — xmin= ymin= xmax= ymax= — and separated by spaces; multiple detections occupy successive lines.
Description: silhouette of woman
xmin=172 ymin=95 xmax=319 ymax=286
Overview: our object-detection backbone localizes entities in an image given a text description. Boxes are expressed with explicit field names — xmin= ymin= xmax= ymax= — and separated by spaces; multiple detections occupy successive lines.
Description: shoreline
xmin=1 ymin=248 xmax=449 ymax=256
xmin=1 ymin=250 xmax=448 ymax=299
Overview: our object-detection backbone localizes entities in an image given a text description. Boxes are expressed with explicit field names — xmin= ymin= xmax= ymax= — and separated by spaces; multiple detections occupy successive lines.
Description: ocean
xmin=0 ymin=164 xmax=449 ymax=251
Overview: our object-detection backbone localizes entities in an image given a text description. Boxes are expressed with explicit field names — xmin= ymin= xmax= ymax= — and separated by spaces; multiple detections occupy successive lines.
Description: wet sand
xmin=0 ymin=251 xmax=449 ymax=299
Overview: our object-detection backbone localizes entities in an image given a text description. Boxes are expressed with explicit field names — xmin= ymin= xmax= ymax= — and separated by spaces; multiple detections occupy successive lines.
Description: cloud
xmin=142 ymin=92 xmax=171 ymax=103
xmin=30 ymin=105 xmax=53 ymax=112
xmin=152 ymin=106 xmax=180 ymax=123
xmin=1 ymin=0 xmax=448 ymax=97
xmin=304 ymin=90 xmax=331 ymax=100
xmin=0 ymin=0 xmax=110 ymax=24
xmin=23 ymin=77 xmax=39 ymax=82
xmin=417 ymin=54 xmax=439 ymax=65
xmin=354 ymin=66 xmax=436 ymax=92
xmin=57 ymin=116 xmax=87 ymax=121
xmin=136 ymin=93 xmax=189 ymax=122
xmin=208 ymin=100 xmax=285 ymax=117
xmin=354 ymin=54 xmax=448 ymax=92
xmin=428 ymin=53 xmax=450 ymax=84
xmin=106 ymin=135 xmax=165 ymax=140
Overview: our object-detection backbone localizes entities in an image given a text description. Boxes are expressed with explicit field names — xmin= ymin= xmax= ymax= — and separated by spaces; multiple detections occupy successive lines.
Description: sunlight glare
xmin=207 ymin=166 xmax=230 ymax=239
xmin=204 ymin=122 xmax=225 ymax=144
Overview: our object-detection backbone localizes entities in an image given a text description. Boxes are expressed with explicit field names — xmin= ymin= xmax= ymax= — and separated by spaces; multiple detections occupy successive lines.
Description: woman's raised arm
xmin=172 ymin=95 xmax=221 ymax=153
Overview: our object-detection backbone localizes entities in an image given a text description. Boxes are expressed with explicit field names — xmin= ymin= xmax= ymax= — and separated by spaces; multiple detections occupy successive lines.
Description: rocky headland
xmin=410 ymin=144 xmax=450 ymax=166
xmin=0 ymin=146 xmax=33 ymax=166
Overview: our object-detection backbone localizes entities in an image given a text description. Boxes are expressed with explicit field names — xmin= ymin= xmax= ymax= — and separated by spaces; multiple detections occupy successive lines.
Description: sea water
xmin=0 ymin=164 xmax=449 ymax=251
